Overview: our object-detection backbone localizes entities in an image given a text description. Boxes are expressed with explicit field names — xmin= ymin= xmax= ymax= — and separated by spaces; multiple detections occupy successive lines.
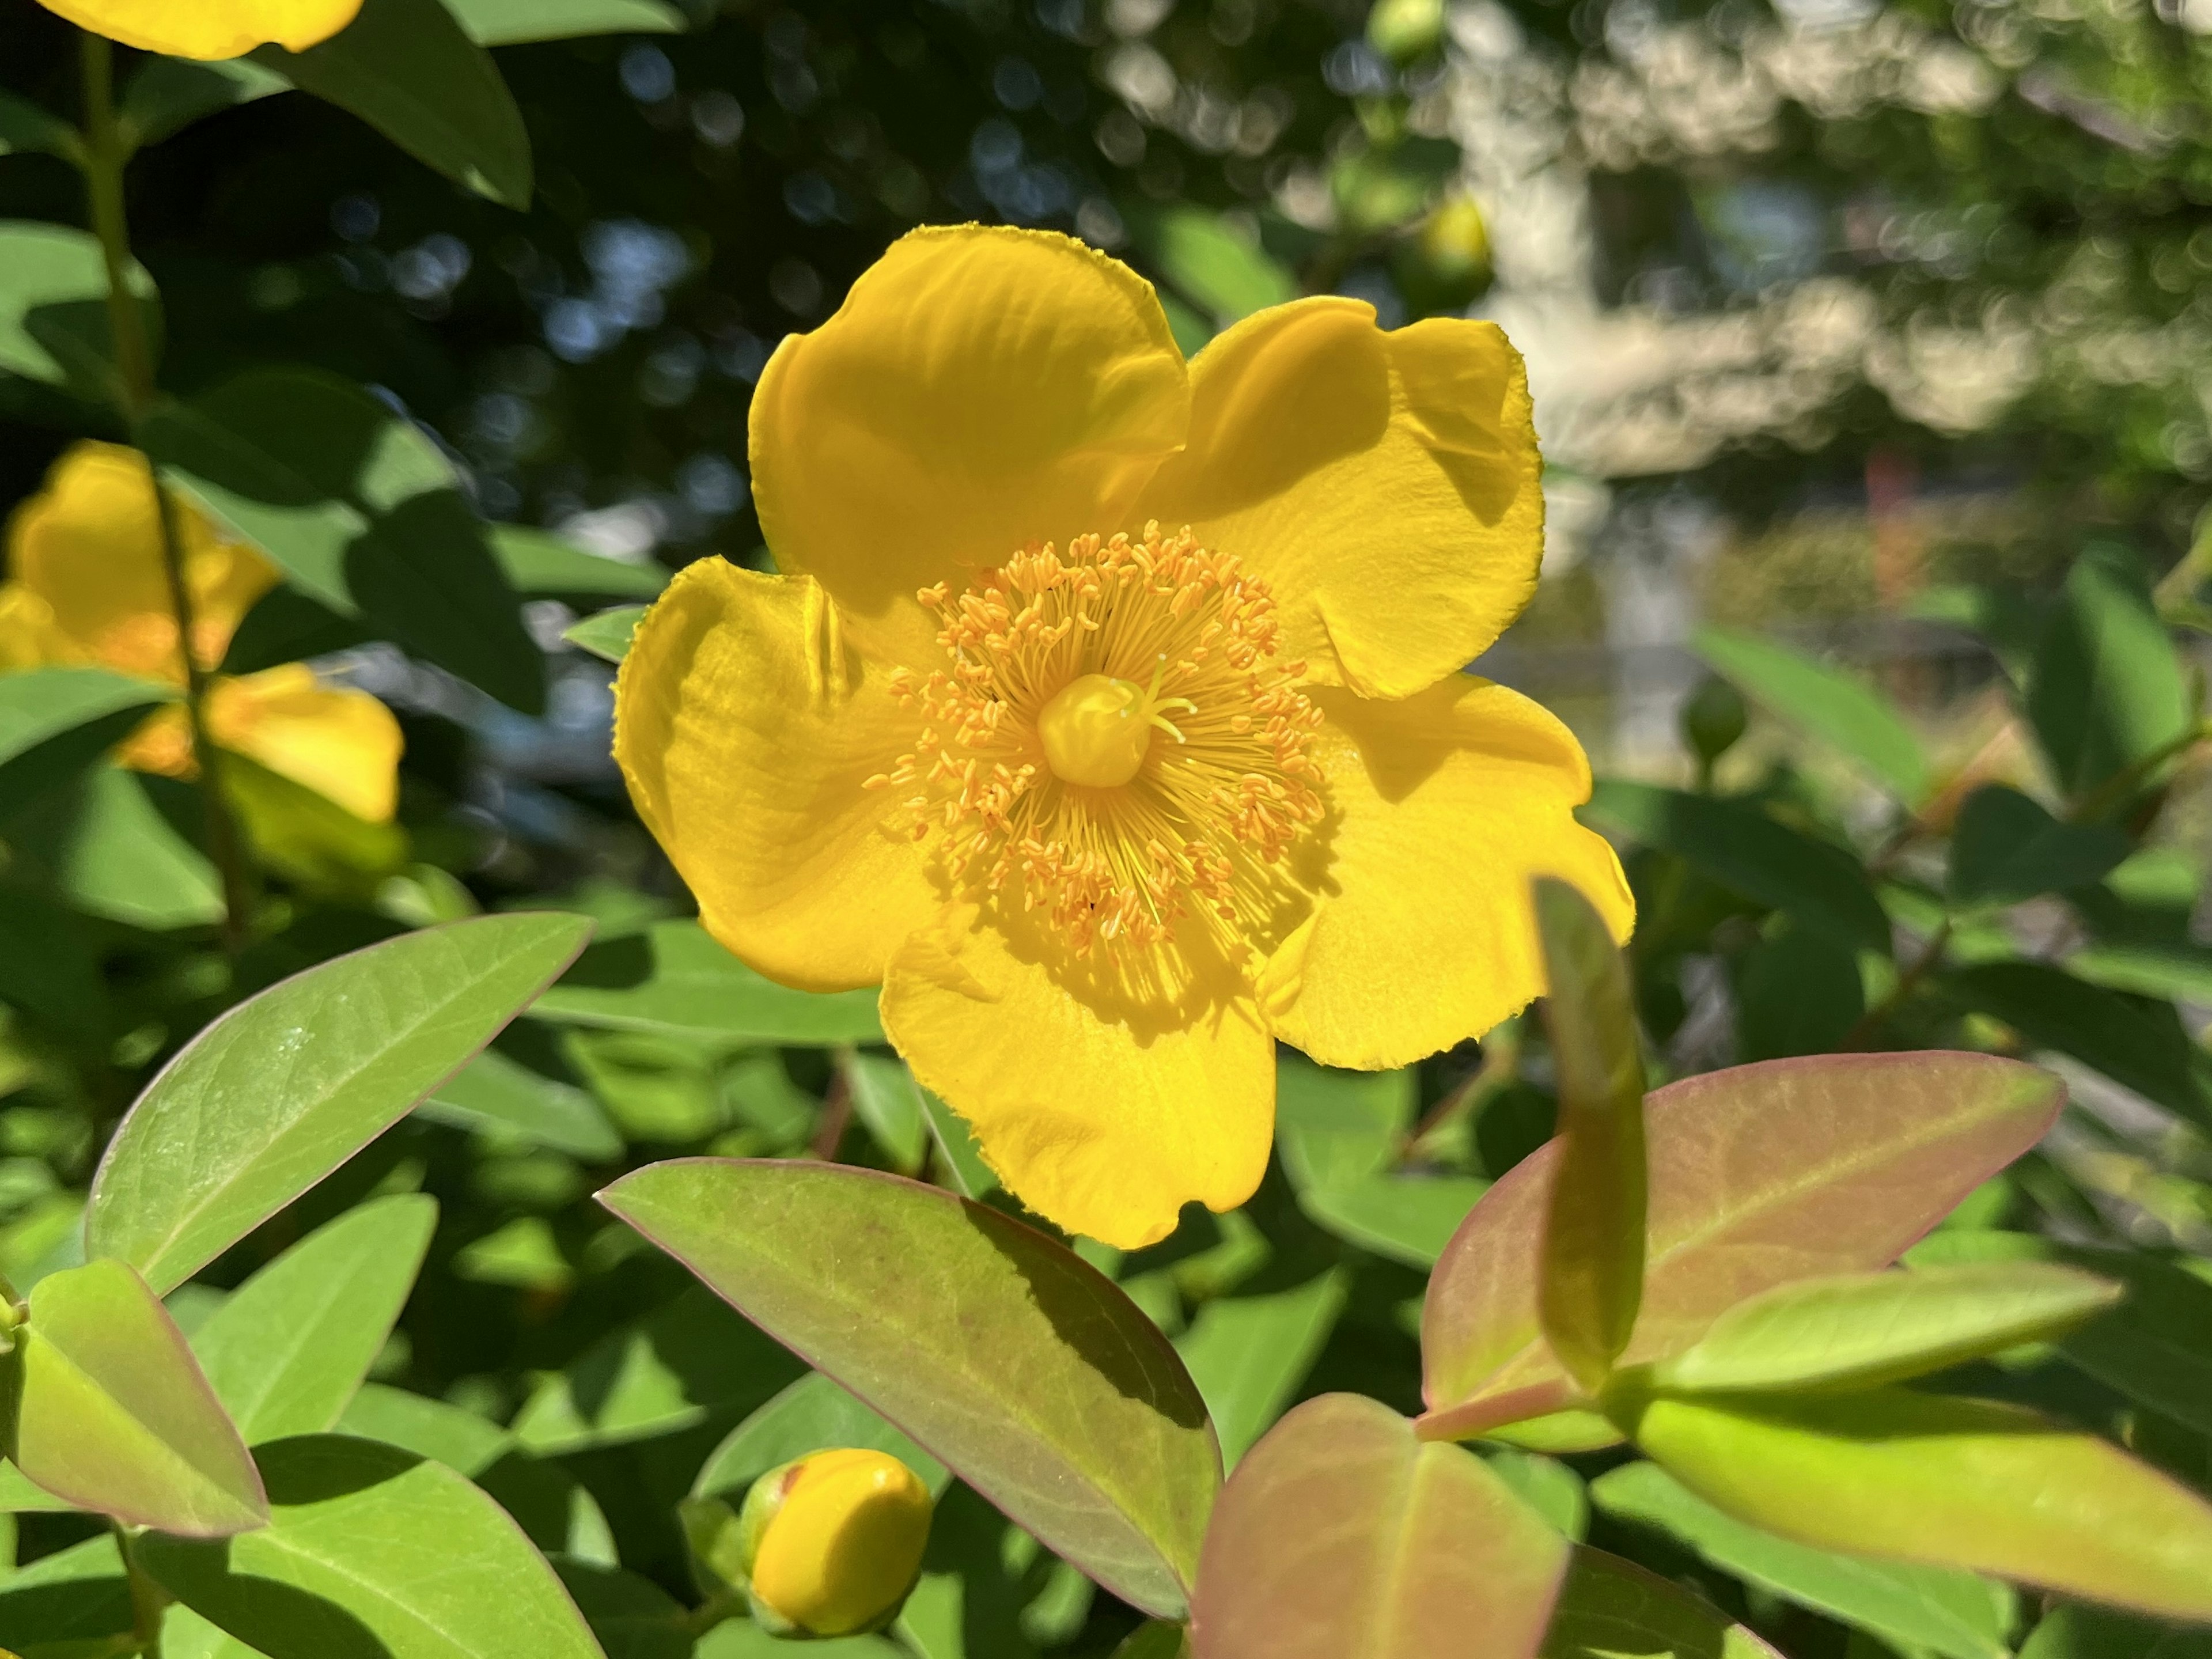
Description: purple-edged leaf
xmin=1540 ymin=1546 xmax=1784 ymax=1659
xmin=599 ymin=1159 xmax=1218 ymax=1619
xmin=1421 ymin=1053 xmax=2063 ymax=1439
xmin=1622 ymin=1388 xmax=2212 ymax=1624
xmin=1191 ymin=1394 xmax=1567 ymax=1659
xmin=88 ymin=912 xmax=592 ymax=1294
xmin=9 ymin=1258 xmax=267 ymax=1536
xmin=1533 ymin=878 xmax=1647 ymax=1392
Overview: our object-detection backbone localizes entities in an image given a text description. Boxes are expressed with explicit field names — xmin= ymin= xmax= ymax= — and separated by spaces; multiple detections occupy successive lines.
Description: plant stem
xmin=1841 ymin=915 xmax=1952 ymax=1051
xmin=78 ymin=31 xmax=251 ymax=952
xmin=116 ymin=1524 xmax=168 ymax=1658
xmin=2066 ymin=718 xmax=2212 ymax=826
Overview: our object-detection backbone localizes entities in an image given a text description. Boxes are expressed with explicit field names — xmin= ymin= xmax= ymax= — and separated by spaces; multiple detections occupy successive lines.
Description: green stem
xmin=78 ymin=32 xmax=251 ymax=952
xmin=1840 ymin=916 xmax=1952 ymax=1051
xmin=116 ymin=1524 xmax=168 ymax=1658
xmin=2066 ymin=717 xmax=2212 ymax=826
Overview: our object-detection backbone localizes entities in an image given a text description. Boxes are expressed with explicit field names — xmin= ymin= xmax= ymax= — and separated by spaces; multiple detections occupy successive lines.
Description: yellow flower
xmin=741 ymin=1449 xmax=933 ymax=1638
xmin=615 ymin=226 xmax=1632 ymax=1248
xmin=35 ymin=0 xmax=363 ymax=59
xmin=3 ymin=442 xmax=402 ymax=825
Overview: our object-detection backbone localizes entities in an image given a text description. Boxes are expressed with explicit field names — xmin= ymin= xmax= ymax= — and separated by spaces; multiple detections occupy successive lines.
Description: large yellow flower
xmin=615 ymin=226 xmax=1632 ymax=1248
xmin=35 ymin=0 xmax=363 ymax=59
xmin=2 ymin=442 xmax=402 ymax=825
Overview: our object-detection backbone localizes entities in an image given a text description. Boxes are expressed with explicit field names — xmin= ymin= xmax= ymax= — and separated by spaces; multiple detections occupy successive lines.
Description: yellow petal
xmin=1260 ymin=677 xmax=1632 ymax=1070
xmin=613 ymin=559 xmax=939 ymax=993
xmin=749 ymin=225 xmax=1188 ymax=657
xmin=7 ymin=442 xmax=275 ymax=681
xmin=0 ymin=586 xmax=75 ymax=672
xmin=206 ymin=666 xmax=403 ymax=824
xmin=880 ymin=905 xmax=1275 ymax=1249
xmin=34 ymin=0 xmax=362 ymax=57
xmin=1135 ymin=298 xmax=1543 ymax=699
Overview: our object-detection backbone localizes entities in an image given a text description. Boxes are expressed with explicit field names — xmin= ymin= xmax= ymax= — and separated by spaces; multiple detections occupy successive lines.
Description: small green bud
xmin=1681 ymin=676 xmax=1749 ymax=771
xmin=733 ymin=1449 xmax=934 ymax=1639
xmin=1395 ymin=193 xmax=1494 ymax=312
xmin=1367 ymin=0 xmax=1447 ymax=63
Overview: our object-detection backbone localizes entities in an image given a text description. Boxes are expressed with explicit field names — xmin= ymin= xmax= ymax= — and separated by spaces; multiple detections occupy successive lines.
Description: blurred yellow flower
xmin=2 ymin=442 xmax=401 ymax=824
xmin=35 ymin=0 xmax=363 ymax=59
xmin=615 ymin=225 xmax=1631 ymax=1248
xmin=741 ymin=1449 xmax=932 ymax=1638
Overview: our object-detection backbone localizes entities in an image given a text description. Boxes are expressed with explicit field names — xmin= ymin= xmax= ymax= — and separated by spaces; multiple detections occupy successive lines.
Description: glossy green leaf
xmin=1483 ymin=1449 xmax=1588 ymax=1542
xmin=600 ymin=1160 xmax=1219 ymax=1618
xmin=693 ymin=1370 xmax=948 ymax=1500
xmin=1592 ymin=1461 xmax=2012 ymax=1659
xmin=0 ymin=91 xmax=77 ymax=160
xmin=1535 ymin=878 xmax=1647 ymax=1392
xmin=2026 ymin=544 xmax=2191 ymax=805
xmin=532 ymin=920 xmax=882 ymax=1044
xmin=1582 ymin=782 xmax=1889 ymax=953
xmin=141 ymin=1435 xmax=604 ymax=1659
xmin=444 ymin=0 xmax=686 ymax=43
xmin=1539 ymin=1546 xmax=1783 ymax=1659
xmin=88 ymin=912 xmax=592 ymax=1294
xmin=119 ymin=57 xmax=290 ymax=151
xmin=1190 ymin=1393 xmax=1569 ymax=1659
xmin=336 ymin=1382 xmax=512 ymax=1477
xmin=1275 ymin=1056 xmax=1414 ymax=1191
xmin=165 ymin=1602 xmax=276 ymax=1659
xmin=1649 ymin=1261 xmax=2121 ymax=1395
xmin=563 ymin=605 xmax=646 ymax=664
xmin=9 ymin=1258 xmax=266 ymax=1535
xmin=1300 ymin=1175 xmax=1489 ymax=1269
xmin=0 ymin=221 xmax=160 ymax=404
xmin=1174 ymin=1271 xmax=1347 ymax=1465
xmin=254 ymin=0 xmax=532 ymax=207
xmin=1422 ymin=1053 xmax=2063 ymax=1440
xmin=0 ymin=1533 xmax=134 ymax=1656
xmin=492 ymin=528 xmax=667 ymax=599
xmin=191 ymin=1194 xmax=436 ymax=1445
xmin=421 ymin=1047 xmax=623 ymax=1160
xmin=2021 ymin=1605 xmax=2212 ymax=1658
xmin=915 ymin=1081 xmax=998 ymax=1198
xmin=143 ymin=365 xmax=543 ymax=714
xmin=0 ymin=668 xmax=173 ymax=775
xmin=842 ymin=1051 xmax=930 ymax=1175
xmin=1622 ymin=1387 xmax=2212 ymax=1622
xmin=1949 ymin=785 xmax=2130 ymax=908
xmin=1692 ymin=625 xmax=1929 ymax=802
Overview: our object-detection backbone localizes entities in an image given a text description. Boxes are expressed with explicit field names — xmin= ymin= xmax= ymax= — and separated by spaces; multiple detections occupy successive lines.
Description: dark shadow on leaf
xmin=557 ymin=932 xmax=657 ymax=992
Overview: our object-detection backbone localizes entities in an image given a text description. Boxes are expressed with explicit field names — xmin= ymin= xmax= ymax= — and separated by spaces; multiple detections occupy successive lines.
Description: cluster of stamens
xmin=866 ymin=524 xmax=1325 ymax=958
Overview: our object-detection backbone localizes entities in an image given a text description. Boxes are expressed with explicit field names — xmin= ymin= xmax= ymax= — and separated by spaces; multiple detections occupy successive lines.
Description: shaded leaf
xmin=1732 ymin=918 xmax=1863 ymax=1062
xmin=915 ymin=1081 xmax=998 ymax=1198
xmin=0 ymin=668 xmax=173 ymax=775
xmin=1949 ymin=786 xmax=2130 ymax=908
xmin=0 ymin=1534 xmax=135 ymax=1656
xmin=692 ymin=1370 xmax=948 ymax=1500
xmin=0 ymin=91 xmax=77 ymax=160
xmin=120 ymin=58 xmax=290 ymax=151
xmin=0 ymin=221 xmax=160 ymax=404
xmin=444 ymin=0 xmax=687 ymax=43
xmin=2026 ymin=544 xmax=2190 ymax=805
xmin=6 ymin=766 xmax=224 ymax=931
xmin=336 ymin=1382 xmax=511 ymax=1477
xmin=1539 ymin=1546 xmax=1783 ymax=1659
xmin=1692 ymin=624 xmax=1929 ymax=802
xmin=532 ymin=920 xmax=882 ymax=1044
xmin=88 ymin=912 xmax=592 ymax=1294
xmin=2021 ymin=1605 xmax=2212 ymax=1658
xmin=552 ymin=1559 xmax=690 ymax=1659
xmin=600 ymin=1160 xmax=1219 ymax=1618
xmin=1190 ymin=1394 xmax=1568 ymax=1659
xmin=421 ymin=1047 xmax=623 ymax=1161
xmin=1174 ymin=1270 xmax=1347 ymax=1465
xmin=842 ymin=1051 xmax=930 ymax=1175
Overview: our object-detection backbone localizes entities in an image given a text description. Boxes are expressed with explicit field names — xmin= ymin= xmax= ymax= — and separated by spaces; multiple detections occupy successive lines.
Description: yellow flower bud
xmin=34 ymin=0 xmax=363 ymax=60
xmin=740 ymin=1449 xmax=933 ymax=1638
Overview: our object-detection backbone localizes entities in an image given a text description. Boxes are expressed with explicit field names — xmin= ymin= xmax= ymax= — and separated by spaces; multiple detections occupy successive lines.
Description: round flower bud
xmin=738 ymin=1449 xmax=933 ymax=1638
xmin=1367 ymin=0 xmax=1447 ymax=63
xmin=1681 ymin=675 xmax=1749 ymax=771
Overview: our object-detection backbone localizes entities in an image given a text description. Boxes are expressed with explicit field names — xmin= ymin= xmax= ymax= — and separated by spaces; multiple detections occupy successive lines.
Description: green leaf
xmin=698 ymin=1620 xmax=901 ymax=1657
xmin=1114 ymin=1624 xmax=1192 ymax=1659
xmin=421 ymin=1047 xmax=623 ymax=1161
xmin=88 ymin=911 xmax=592 ymax=1294
xmin=1692 ymin=625 xmax=1929 ymax=803
xmin=1539 ymin=1546 xmax=1783 ymax=1658
xmin=1482 ymin=1449 xmax=1588 ymax=1542
xmin=165 ymin=1603 xmax=277 ymax=1659
xmin=1422 ymin=1054 xmax=2063 ymax=1440
xmin=253 ymin=0 xmax=533 ymax=207
xmin=140 ymin=1435 xmax=604 ymax=1659
xmin=693 ymin=1370 xmax=948 ymax=1501
xmin=442 ymin=0 xmax=687 ymax=43
xmin=1620 ymin=1387 xmax=2212 ymax=1623
xmin=1534 ymin=878 xmax=1647 ymax=1392
xmin=563 ymin=605 xmax=647 ymax=664
xmin=1298 ymin=1175 xmax=1490 ymax=1270
xmin=1732 ymin=917 xmax=1864 ymax=1061
xmin=532 ymin=920 xmax=882 ymax=1044
xmin=0 ymin=1534 xmax=135 ymax=1655
xmin=9 ymin=1258 xmax=267 ymax=1535
xmin=842 ymin=1051 xmax=930 ymax=1175
xmin=915 ymin=1081 xmax=998 ymax=1198
xmin=553 ymin=1558 xmax=691 ymax=1659
xmin=142 ymin=365 xmax=544 ymax=713
xmin=0 ymin=91 xmax=78 ymax=161
xmin=0 ymin=669 xmax=173 ymax=775
xmin=1590 ymin=1461 xmax=2010 ymax=1659
xmin=1649 ymin=1261 xmax=2121 ymax=1395
xmin=1173 ymin=1270 xmax=1347 ymax=1465
xmin=1582 ymin=782 xmax=1889 ymax=954
xmin=492 ymin=527 xmax=667 ymax=599
xmin=2026 ymin=544 xmax=2191 ymax=805
xmin=1190 ymin=1394 xmax=1569 ymax=1659
xmin=1273 ymin=1059 xmax=1486 ymax=1265
xmin=119 ymin=58 xmax=291 ymax=151
xmin=0 ymin=221 xmax=160 ymax=404
xmin=190 ymin=1194 xmax=437 ymax=1445
xmin=1949 ymin=786 xmax=2130 ymax=908
xmin=599 ymin=1160 xmax=1219 ymax=1618
xmin=2021 ymin=1605 xmax=2212 ymax=1658
xmin=1147 ymin=208 xmax=1296 ymax=324
xmin=336 ymin=1382 xmax=512 ymax=1477
xmin=10 ymin=766 xmax=224 ymax=931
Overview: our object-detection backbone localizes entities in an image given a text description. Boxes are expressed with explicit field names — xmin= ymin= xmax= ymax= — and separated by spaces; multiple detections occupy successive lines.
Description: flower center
xmin=870 ymin=524 xmax=1325 ymax=959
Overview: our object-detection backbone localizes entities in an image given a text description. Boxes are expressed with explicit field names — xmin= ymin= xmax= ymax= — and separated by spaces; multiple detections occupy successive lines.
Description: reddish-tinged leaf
xmin=1421 ymin=1054 xmax=2062 ymax=1439
xmin=1191 ymin=1394 xmax=1569 ymax=1659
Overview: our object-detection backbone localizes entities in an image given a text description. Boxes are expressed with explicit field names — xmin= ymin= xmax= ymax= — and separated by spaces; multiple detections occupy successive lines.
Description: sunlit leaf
xmin=336 ymin=1381 xmax=510 ymax=1477
xmin=1146 ymin=207 xmax=1297 ymax=324
xmin=443 ymin=0 xmax=687 ymax=44
xmin=492 ymin=527 xmax=668 ymax=599
xmin=1300 ymin=1175 xmax=1490 ymax=1269
xmin=9 ymin=1258 xmax=267 ymax=1536
xmin=841 ymin=1051 xmax=930 ymax=1175
xmin=421 ymin=1047 xmax=623 ymax=1161
xmin=88 ymin=912 xmax=592 ymax=1294
xmin=600 ymin=1160 xmax=1219 ymax=1617
xmin=1692 ymin=624 xmax=1929 ymax=803
xmin=563 ymin=605 xmax=646 ymax=664
xmin=0 ymin=1533 xmax=134 ymax=1654
xmin=21 ymin=766 xmax=225 ymax=931
xmin=1190 ymin=1394 xmax=1568 ymax=1659
xmin=0 ymin=668 xmax=175 ymax=774
xmin=0 ymin=221 xmax=160 ymax=404
xmin=1173 ymin=1270 xmax=1347 ymax=1465
xmin=532 ymin=920 xmax=881 ymax=1044
xmin=1949 ymin=785 xmax=2130 ymax=908
xmin=1539 ymin=1546 xmax=1783 ymax=1659
xmin=190 ymin=1194 xmax=437 ymax=1444
xmin=1423 ymin=1054 xmax=2062 ymax=1440
xmin=1484 ymin=1449 xmax=1588 ymax=1542
xmin=1621 ymin=1387 xmax=2212 ymax=1622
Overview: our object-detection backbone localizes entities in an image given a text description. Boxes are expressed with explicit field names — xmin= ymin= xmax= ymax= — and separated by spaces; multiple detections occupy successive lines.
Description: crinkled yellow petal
xmin=613 ymin=559 xmax=938 ymax=993
xmin=880 ymin=905 xmax=1275 ymax=1249
xmin=34 ymin=0 xmax=362 ymax=58
xmin=1260 ymin=676 xmax=1632 ymax=1070
xmin=1135 ymin=298 xmax=1543 ymax=700
xmin=7 ymin=442 xmax=275 ymax=682
xmin=204 ymin=666 xmax=402 ymax=824
xmin=749 ymin=225 xmax=1189 ymax=661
